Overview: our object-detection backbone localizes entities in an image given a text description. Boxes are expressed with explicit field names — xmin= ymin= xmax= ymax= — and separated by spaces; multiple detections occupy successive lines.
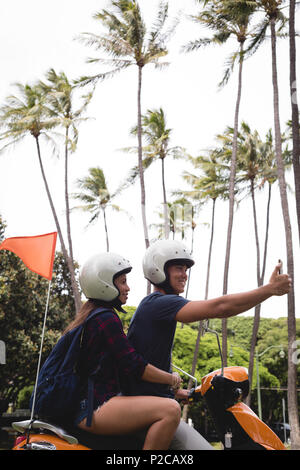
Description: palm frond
xmin=182 ymin=37 xmax=213 ymax=53
xmin=74 ymin=66 xmax=128 ymax=87
xmin=218 ymin=48 xmax=241 ymax=87
xmin=244 ymin=17 xmax=269 ymax=57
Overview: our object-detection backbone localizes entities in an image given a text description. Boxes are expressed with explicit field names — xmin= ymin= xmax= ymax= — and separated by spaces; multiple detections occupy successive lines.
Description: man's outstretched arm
xmin=175 ymin=263 xmax=292 ymax=324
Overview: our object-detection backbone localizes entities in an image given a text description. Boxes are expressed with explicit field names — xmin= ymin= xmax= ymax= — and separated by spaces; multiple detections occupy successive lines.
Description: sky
xmin=0 ymin=0 xmax=299 ymax=319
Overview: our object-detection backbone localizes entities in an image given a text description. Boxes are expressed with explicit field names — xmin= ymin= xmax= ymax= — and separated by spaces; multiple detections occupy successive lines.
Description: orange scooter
xmin=12 ymin=326 xmax=285 ymax=451
xmin=12 ymin=419 xmax=143 ymax=450
xmin=188 ymin=366 xmax=285 ymax=450
xmin=186 ymin=326 xmax=285 ymax=450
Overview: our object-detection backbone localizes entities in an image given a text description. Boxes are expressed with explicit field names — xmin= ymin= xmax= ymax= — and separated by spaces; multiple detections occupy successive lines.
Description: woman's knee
xmin=164 ymin=398 xmax=181 ymax=424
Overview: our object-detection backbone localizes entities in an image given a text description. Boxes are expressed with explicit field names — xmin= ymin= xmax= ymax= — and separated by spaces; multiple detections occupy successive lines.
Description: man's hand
xmin=170 ymin=372 xmax=182 ymax=392
xmin=175 ymin=388 xmax=190 ymax=404
xmin=268 ymin=261 xmax=292 ymax=296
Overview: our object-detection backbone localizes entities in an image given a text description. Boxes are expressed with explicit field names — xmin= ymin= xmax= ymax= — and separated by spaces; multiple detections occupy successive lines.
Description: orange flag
xmin=0 ymin=232 xmax=57 ymax=280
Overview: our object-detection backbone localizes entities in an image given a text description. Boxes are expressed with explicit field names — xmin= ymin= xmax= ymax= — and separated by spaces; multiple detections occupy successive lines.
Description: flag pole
xmin=29 ymin=280 xmax=52 ymax=423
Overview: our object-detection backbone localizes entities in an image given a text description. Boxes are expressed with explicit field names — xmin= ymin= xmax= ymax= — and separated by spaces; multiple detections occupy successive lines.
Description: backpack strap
xmin=86 ymin=377 xmax=94 ymax=427
xmin=80 ymin=307 xmax=112 ymax=427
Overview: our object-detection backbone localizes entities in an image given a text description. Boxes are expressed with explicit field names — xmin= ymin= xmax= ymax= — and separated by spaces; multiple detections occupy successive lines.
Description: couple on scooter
xmin=64 ymin=239 xmax=291 ymax=451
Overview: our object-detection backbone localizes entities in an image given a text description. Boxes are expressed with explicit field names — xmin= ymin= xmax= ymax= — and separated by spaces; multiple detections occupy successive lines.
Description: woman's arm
xmin=141 ymin=365 xmax=181 ymax=389
xmin=100 ymin=312 xmax=181 ymax=388
xmin=176 ymin=263 xmax=292 ymax=324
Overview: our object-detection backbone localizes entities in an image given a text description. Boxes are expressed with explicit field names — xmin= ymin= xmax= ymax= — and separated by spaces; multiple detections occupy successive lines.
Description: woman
xmin=64 ymin=252 xmax=182 ymax=450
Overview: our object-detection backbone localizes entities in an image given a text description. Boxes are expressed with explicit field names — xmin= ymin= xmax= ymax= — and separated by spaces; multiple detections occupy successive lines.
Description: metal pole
xmin=256 ymin=345 xmax=286 ymax=421
xmin=256 ymin=350 xmax=262 ymax=420
xmin=29 ymin=280 xmax=52 ymax=422
xmin=282 ymin=397 xmax=287 ymax=444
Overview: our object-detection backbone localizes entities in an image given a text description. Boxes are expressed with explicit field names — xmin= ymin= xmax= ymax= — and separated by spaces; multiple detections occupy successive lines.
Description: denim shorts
xmin=74 ymin=398 xmax=111 ymax=426
xmin=74 ymin=399 xmax=90 ymax=426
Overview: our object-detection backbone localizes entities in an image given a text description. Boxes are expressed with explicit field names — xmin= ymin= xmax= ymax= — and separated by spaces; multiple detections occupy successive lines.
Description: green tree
xmin=73 ymin=166 xmax=128 ymax=251
xmin=0 ymin=216 xmax=75 ymax=407
xmin=0 ymin=83 xmax=78 ymax=311
xmin=77 ymin=0 xmax=177 ymax=252
xmin=38 ymin=69 xmax=93 ymax=312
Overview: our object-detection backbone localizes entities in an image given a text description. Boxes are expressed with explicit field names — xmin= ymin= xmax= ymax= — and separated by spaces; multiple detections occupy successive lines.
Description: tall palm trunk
xmin=247 ymin=181 xmax=272 ymax=405
xmin=182 ymin=199 xmax=216 ymax=422
xmin=270 ymin=17 xmax=300 ymax=450
xmin=247 ymin=178 xmax=261 ymax=404
xmin=102 ymin=207 xmax=110 ymax=252
xmin=35 ymin=136 xmax=80 ymax=312
xmin=137 ymin=64 xmax=150 ymax=294
xmin=137 ymin=65 xmax=150 ymax=250
xmin=222 ymin=42 xmax=244 ymax=365
xmin=289 ymin=0 xmax=300 ymax=243
xmin=64 ymin=126 xmax=82 ymax=312
xmin=161 ymin=157 xmax=169 ymax=239
xmin=205 ymin=198 xmax=216 ymax=301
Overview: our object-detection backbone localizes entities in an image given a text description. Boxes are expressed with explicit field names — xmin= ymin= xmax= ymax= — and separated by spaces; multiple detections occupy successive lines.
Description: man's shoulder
xmin=135 ymin=291 xmax=189 ymax=320
xmin=138 ymin=291 xmax=189 ymax=307
xmin=139 ymin=291 xmax=163 ymax=303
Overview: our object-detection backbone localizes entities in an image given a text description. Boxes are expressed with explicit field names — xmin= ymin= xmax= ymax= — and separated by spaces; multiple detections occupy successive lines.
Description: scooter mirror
xmin=203 ymin=325 xmax=224 ymax=376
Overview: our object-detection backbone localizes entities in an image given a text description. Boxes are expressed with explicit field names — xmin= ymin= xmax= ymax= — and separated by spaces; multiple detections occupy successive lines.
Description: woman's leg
xmin=78 ymin=395 xmax=181 ymax=450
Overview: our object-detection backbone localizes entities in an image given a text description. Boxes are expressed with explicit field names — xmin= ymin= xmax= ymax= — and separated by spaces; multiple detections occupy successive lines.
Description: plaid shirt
xmin=80 ymin=309 xmax=148 ymax=408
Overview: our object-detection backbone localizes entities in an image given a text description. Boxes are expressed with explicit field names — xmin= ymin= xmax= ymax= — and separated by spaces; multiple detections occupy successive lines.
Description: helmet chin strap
xmin=91 ymin=297 xmax=126 ymax=313
xmin=112 ymin=297 xmax=127 ymax=313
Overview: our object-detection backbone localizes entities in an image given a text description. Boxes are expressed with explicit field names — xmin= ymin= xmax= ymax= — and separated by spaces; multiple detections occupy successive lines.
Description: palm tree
xmin=38 ymin=69 xmax=92 ymax=311
xmin=247 ymin=0 xmax=300 ymax=448
xmin=179 ymin=151 xmax=230 ymax=421
xmin=289 ymin=0 xmax=300 ymax=242
xmin=184 ymin=0 xmax=257 ymax=363
xmin=127 ymin=107 xmax=186 ymax=239
xmin=73 ymin=167 xmax=127 ymax=251
xmin=217 ymin=123 xmax=292 ymax=401
xmin=77 ymin=0 xmax=177 ymax=252
xmin=228 ymin=123 xmax=292 ymax=400
xmin=0 ymin=83 xmax=80 ymax=309
xmin=183 ymin=152 xmax=231 ymax=300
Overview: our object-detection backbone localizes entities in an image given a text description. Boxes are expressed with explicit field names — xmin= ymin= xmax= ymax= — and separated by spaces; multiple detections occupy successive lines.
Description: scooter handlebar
xmin=187 ymin=387 xmax=202 ymax=403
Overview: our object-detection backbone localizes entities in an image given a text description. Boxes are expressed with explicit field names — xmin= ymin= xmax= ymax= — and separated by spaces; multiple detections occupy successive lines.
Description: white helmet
xmin=79 ymin=252 xmax=132 ymax=301
xmin=143 ymin=240 xmax=194 ymax=286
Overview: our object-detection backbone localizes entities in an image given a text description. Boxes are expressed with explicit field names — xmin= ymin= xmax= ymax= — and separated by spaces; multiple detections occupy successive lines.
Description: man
xmin=125 ymin=240 xmax=292 ymax=450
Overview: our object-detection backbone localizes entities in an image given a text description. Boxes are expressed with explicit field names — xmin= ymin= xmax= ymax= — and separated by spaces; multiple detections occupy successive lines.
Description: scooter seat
xmin=12 ymin=419 xmax=78 ymax=445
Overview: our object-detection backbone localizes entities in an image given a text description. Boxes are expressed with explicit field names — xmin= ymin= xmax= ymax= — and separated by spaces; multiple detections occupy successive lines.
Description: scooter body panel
xmin=11 ymin=420 xmax=143 ymax=450
xmin=200 ymin=366 xmax=249 ymax=397
xmin=228 ymin=402 xmax=285 ymax=450
xmin=13 ymin=434 xmax=90 ymax=450
xmin=197 ymin=366 xmax=285 ymax=450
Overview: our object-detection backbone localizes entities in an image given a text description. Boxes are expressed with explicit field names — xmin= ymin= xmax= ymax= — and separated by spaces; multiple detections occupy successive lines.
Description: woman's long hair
xmin=63 ymin=297 xmax=126 ymax=335
xmin=63 ymin=299 xmax=101 ymax=334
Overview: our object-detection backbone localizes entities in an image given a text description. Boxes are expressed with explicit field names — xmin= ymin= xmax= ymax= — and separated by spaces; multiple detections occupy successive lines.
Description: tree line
xmin=0 ymin=0 xmax=299 ymax=448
